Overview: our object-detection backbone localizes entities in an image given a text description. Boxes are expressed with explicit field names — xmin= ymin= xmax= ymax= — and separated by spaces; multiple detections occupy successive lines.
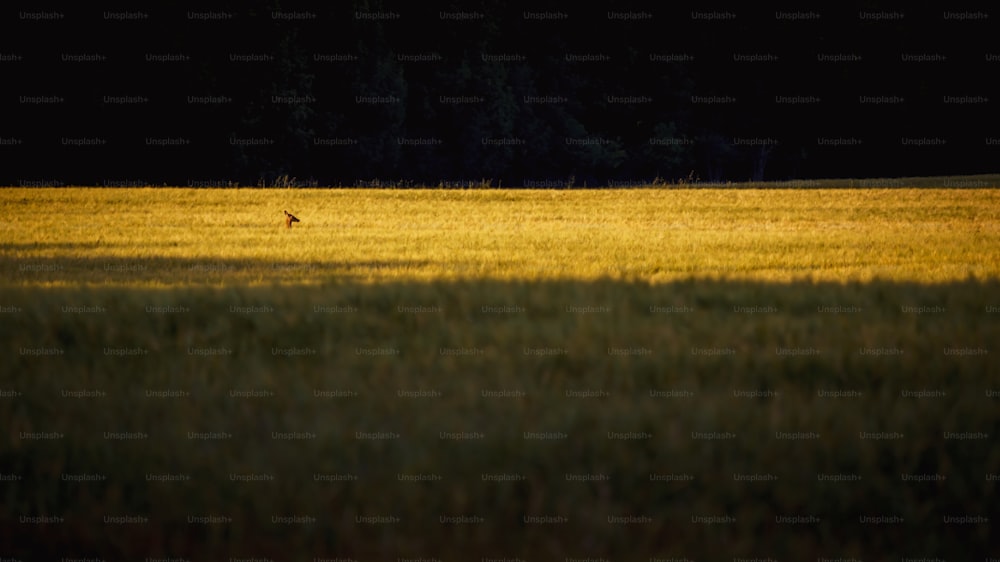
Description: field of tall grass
xmin=1 ymin=185 xmax=998 ymax=559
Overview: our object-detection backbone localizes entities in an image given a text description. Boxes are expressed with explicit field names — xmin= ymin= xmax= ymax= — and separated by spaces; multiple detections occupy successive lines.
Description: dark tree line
xmin=5 ymin=1 xmax=996 ymax=186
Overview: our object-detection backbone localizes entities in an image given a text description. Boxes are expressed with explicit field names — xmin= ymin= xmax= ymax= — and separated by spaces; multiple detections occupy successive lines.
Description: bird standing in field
xmin=284 ymin=210 xmax=300 ymax=229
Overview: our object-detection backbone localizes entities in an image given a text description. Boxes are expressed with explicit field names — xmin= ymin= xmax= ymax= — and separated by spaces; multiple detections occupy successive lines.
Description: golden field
xmin=1 ymin=185 xmax=998 ymax=558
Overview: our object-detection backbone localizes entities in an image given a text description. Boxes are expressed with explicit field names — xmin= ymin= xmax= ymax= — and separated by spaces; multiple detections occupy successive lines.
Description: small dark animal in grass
xmin=284 ymin=210 xmax=300 ymax=228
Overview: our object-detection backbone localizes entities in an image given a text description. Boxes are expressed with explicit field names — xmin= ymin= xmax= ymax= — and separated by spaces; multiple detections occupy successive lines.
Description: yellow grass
xmin=2 ymin=186 xmax=998 ymax=558
xmin=2 ymin=187 xmax=999 ymax=286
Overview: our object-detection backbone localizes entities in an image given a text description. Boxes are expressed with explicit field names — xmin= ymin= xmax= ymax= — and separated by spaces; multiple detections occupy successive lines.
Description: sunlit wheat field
xmin=1 ymin=185 xmax=998 ymax=559
xmin=2 ymin=186 xmax=999 ymax=285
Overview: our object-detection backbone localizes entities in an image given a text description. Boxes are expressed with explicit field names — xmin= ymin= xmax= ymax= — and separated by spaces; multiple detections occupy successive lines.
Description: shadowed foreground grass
xmin=2 ymin=278 xmax=998 ymax=559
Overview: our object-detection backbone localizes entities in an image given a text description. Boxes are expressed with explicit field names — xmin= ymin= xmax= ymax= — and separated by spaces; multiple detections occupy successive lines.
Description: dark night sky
xmin=3 ymin=2 xmax=997 ymax=186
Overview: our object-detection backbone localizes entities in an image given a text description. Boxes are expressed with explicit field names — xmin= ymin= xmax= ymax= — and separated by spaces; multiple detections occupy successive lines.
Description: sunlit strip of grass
xmin=1 ymin=187 xmax=998 ymax=287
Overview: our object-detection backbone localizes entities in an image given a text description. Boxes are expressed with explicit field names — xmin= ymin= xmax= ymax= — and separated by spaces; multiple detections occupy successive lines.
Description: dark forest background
xmin=3 ymin=1 xmax=997 ymax=186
